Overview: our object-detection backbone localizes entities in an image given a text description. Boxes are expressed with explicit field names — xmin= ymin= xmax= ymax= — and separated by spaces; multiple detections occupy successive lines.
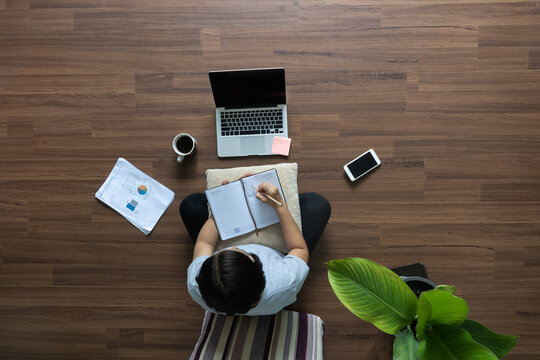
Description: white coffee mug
xmin=172 ymin=133 xmax=197 ymax=163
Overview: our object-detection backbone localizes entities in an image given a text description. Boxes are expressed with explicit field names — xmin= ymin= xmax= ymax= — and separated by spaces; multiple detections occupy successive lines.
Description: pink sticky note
xmin=271 ymin=136 xmax=292 ymax=156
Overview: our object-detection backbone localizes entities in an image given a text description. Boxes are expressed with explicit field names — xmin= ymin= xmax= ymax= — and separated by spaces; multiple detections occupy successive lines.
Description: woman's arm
xmin=192 ymin=216 xmax=219 ymax=260
xmin=256 ymin=182 xmax=309 ymax=263
xmin=192 ymin=173 xmax=254 ymax=261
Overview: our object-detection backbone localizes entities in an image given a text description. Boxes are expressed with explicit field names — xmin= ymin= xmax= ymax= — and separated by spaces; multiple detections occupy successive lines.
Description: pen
xmin=252 ymin=185 xmax=283 ymax=207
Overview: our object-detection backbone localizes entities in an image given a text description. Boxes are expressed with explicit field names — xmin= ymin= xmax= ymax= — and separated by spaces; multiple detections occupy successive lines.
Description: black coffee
xmin=176 ymin=136 xmax=194 ymax=154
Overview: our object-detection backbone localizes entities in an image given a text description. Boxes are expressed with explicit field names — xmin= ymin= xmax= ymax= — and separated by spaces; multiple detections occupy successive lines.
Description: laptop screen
xmin=209 ymin=68 xmax=286 ymax=108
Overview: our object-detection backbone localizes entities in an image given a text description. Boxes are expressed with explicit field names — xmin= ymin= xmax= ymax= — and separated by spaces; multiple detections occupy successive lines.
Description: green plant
xmin=327 ymin=258 xmax=517 ymax=360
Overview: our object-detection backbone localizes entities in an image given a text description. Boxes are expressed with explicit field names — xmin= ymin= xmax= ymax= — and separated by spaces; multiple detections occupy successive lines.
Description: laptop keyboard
xmin=220 ymin=109 xmax=284 ymax=136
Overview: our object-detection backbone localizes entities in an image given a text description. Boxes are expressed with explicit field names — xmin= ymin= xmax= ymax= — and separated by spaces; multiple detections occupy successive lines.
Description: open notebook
xmin=205 ymin=169 xmax=285 ymax=240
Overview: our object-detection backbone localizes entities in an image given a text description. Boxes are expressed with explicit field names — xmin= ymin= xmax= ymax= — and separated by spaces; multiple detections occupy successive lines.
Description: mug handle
xmin=177 ymin=154 xmax=185 ymax=163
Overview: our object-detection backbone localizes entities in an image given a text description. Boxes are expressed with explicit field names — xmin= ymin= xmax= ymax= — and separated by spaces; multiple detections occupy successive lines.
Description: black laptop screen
xmin=209 ymin=68 xmax=286 ymax=108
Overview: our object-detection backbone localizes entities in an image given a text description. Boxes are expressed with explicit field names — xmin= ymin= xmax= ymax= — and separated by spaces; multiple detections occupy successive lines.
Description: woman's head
xmin=196 ymin=247 xmax=266 ymax=315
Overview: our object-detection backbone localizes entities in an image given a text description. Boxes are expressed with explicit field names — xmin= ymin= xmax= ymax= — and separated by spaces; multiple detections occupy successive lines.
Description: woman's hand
xmin=255 ymin=182 xmax=285 ymax=210
xmin=255 ymin=182 xmax=308 ymax=263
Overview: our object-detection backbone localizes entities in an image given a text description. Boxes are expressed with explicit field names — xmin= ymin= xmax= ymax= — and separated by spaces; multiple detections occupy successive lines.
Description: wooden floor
xmin=1 ymin=0 xmax=539 ymax=359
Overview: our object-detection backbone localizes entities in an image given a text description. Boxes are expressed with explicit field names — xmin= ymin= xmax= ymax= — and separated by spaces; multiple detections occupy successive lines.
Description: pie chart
xmin=137 ymin=185 xmax=148 ymax=195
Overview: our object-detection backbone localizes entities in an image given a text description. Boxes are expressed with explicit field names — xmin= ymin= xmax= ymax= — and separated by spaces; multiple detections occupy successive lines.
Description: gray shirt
xmin=187 ymin=244 xmax=309 ymax=315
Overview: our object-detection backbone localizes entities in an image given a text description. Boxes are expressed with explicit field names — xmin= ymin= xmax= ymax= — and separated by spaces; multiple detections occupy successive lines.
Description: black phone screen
xmin=347 ymin=152 xmax=378 ymax=178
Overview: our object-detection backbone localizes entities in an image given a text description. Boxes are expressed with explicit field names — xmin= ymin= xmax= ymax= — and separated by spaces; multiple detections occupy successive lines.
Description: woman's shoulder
xmin=236 ymin=244 xmax=285 ymax=256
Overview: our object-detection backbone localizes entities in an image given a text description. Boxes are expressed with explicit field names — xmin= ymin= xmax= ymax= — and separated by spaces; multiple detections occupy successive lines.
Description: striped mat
xmin=190 ymin=310 xmax=324 ymax=360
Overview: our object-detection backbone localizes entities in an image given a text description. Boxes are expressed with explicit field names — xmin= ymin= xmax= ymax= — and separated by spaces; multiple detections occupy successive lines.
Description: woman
xmin=180 ymin=174 xmax=330 ymax=316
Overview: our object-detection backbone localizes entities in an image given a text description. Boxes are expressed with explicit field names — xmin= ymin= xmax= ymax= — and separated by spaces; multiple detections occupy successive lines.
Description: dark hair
xmin=196 ymin=251 xmax=266 ymax=315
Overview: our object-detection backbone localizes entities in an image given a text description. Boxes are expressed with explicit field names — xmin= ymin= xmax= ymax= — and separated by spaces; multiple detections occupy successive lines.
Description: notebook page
xmin=241 ymin=169 xmax=284 ymax=229
xmin=205 ymin=181 xmax=255 ymax=240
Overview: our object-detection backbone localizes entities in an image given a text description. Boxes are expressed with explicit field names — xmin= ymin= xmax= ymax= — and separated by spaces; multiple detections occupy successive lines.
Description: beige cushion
xmin=206 ymin=163 xmax=300 ymax=253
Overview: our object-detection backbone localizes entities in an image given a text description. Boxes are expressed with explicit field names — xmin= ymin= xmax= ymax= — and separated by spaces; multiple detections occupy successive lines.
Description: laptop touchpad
xmin=241 ymin=137 xmax=266 ymax=154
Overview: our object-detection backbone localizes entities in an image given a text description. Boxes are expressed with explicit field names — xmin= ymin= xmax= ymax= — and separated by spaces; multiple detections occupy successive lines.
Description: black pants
xmin=179 ymin=193 xmax=331 ymax=254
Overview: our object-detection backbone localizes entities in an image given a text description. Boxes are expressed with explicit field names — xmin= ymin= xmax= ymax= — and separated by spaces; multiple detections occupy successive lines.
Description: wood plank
xmin=0 ymin=74 xmax=134 ymax=95
xmin=418 ymin=70 xmax=540 ymax=92
xmin=425 ymin=155 xmax=540 ymax=180
xmin=1 ymin=0 xmax=539 ymax=358
xmin=479 ymin=46 xmax=530 ymax=70
xmin=479 ymin=25 xmax=540 ymax=47
xmin=382 ymin=3 xmax=538 ymax=27
xmin=481 ymin=182 xmax=540 ymax=202
xmin=530 ymin=49 xmax=540 ymax=69
xmin=0 ymin=286 xmax=186 ymax=306
xmin=0 ymin=115 xmax=6 ymax=137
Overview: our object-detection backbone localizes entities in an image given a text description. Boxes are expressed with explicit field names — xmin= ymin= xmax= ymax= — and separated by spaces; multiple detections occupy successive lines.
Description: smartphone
xmin=344 ymin=149 xmax=381 ymax=181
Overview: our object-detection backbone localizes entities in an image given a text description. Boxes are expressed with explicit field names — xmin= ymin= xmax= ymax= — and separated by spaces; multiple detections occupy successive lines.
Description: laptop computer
xmin=209 ymin=67 xmax=288 ymax=157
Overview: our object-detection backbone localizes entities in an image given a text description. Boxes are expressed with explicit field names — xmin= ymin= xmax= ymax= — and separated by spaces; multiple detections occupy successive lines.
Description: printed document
xmin=95 ymin=158 xmax=175 ymax=235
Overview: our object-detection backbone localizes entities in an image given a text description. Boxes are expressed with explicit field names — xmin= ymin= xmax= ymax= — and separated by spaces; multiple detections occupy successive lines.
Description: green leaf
xmin=416 ymin=289 xmax=468 ymax=340
xmin=460 ymin=319 xmax=517 ymax=358
xmin=394 ymin=327 xmax=420 ymax=360
xmin=327 ymin=258 xmax=418 ymax=335
xmin=435 ymin=285 xmax=456 ymax=295
xmin=419 ymin=325 xmax=498 ymax=360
